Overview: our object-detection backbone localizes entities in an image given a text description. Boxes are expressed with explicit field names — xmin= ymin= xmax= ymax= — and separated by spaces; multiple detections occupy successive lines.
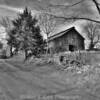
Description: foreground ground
xmin=0 ymin=53 xmax=100 ymax=100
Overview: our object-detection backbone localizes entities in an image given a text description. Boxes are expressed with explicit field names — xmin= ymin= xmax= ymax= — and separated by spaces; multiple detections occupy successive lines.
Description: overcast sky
xmin=0 ymin=0 xmax=100 ymax=37
xmin=0 ymin=0 xmax=99 ymax=19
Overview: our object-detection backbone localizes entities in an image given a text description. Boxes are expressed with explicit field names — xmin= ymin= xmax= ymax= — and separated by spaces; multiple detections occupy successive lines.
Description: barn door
xmin=69 ymin=45 xmax=75 ymax=52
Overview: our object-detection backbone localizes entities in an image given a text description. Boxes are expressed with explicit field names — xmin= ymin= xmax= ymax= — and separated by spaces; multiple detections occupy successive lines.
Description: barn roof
xmin=48 ymin=27 xmax=85 ymax=41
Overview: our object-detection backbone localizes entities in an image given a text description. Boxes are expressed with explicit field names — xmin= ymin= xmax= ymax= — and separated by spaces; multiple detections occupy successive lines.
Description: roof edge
xmin=48 ymin=27 xmax=75 ymax=41
xmin=48 ymin=27 xmax=85 ymax=41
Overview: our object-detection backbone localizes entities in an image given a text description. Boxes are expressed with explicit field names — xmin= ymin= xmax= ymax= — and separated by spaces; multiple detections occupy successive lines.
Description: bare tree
xmin=0 ymin=17 xmax=12 ymax=33
xmin=38 ymin=13 xmax=57 ymax=54
xmin=0 ymin=17 xmax=13 ymax=56
xmin=84 ymin=22 xmax=100 ymax=50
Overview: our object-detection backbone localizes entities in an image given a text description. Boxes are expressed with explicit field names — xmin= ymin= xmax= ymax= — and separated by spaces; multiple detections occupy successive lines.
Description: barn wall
xmin=66 ymin=30 xmax=85 ymax=50
xmin=49 ymin=29 xmax=84 ymax=53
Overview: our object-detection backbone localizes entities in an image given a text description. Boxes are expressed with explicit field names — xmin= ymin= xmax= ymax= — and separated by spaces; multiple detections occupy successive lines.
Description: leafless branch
xmin=43 ymin=0 xmax=100 ymax=24
xmin=0 ymin=17 xmax=12 ymax=32
xmin=92 ymin=0 xmax=100 ymax=14
xmin=49 ymin=0 xmax=84 ymax=8
xmin=38 ymin=13 xmax=57 ymax=37
xmin=43 ymin=13 xmax=100 ymax=23
xmin=84 ymin=22 xmax=100 ymax=49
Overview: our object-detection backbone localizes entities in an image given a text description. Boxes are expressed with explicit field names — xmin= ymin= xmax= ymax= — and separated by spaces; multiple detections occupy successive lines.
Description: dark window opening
xmin=69 ymin=45 xmax=75 ymax=52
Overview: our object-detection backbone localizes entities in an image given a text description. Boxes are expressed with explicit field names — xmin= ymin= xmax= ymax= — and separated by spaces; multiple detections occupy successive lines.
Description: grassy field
xmin=0 ymin=52 xmax=100 ymax=100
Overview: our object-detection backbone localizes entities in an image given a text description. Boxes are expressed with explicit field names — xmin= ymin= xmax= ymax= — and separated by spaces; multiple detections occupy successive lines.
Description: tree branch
xmin=39 ymin=0 xmax=100 ymax=24
xmin=49 ymin=0 xmax=84 ymax=8
xmin=92 ymin=0 xmax=100 ymax=14
xmin=58 ymin=17 xmax=100 ymax=23
xmin=43 ymin=13 xmax=100 ymax=23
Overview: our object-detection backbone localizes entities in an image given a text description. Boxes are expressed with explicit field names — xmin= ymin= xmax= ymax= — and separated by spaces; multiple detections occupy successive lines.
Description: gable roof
xmin=48 ymin=27 xmax=85 ymax=41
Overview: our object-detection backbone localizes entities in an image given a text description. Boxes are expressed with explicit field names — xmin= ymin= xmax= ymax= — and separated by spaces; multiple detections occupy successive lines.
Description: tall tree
xmin=0 ymin=17 xmax=12 ymax=32
xmin=84 ymin=22 xmax=100 ymax=50
xmin=38 ymin=13 xmax=57 ymax=54
xmin=12 ymin=7 xmax=44 ymax=60
xmin=0 ymin=17 xmax=13 ymax=56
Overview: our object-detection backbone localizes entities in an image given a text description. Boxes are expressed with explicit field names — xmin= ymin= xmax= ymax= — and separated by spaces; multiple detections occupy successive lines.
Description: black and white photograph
xmin=0 ymin=0 xmax=100 ymax=100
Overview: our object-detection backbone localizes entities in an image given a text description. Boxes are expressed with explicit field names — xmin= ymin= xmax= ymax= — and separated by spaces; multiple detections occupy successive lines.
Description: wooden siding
xmin=49 ymin=29 xmax=84 ymax=53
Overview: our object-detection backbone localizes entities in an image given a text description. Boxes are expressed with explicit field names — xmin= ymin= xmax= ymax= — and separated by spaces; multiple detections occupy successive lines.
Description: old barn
xmin=48 ymin=27 xmax=85 ymax=53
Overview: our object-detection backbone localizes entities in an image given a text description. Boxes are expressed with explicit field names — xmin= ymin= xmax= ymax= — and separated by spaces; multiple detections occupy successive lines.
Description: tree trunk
xmin=10 ymin=45 xmax=13 ymax=57
xmin=46 ymin=36 xmax=50 ymax=56
xmin=89 ymin=41 xmax=95 ymax=50
xmin=14 ymin=48 xmax=18 ymax=55
xmin=46 ymin=40 xmax=49 ymax=55
xmin=24 ymin=49 xmax=28 ymax=60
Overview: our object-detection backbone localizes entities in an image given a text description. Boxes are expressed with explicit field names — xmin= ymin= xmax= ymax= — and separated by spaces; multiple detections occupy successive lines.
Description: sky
xmin=0 ymin=0 xmax=99 ymax=19
xmin=0 ymin=0 xmax=99 ymax=27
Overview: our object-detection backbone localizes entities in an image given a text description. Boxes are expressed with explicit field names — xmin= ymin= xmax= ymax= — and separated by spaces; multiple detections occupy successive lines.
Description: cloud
xmin=0 ymin=5 xmax=23 ymax=13
xmin=0 ymin=5 xmax=38 ymax=20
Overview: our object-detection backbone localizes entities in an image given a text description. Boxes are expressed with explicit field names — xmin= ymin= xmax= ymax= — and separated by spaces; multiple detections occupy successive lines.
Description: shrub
xmin=0 ymin=49 xmax=7 ymax=59
xmin=58 ymin=51 xmax=91 ymax=69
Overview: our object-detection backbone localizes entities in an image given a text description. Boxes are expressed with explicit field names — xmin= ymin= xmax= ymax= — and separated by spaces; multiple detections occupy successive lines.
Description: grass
xmin=57 ymin=51 xmax=100 ymax=67
xmin=0 ymin=51 xmax=100 ymax=100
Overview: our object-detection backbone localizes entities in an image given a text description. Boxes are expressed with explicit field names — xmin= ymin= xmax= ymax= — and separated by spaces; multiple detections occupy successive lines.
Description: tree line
xmin=0 ymin=7 xmax=48 ymax=60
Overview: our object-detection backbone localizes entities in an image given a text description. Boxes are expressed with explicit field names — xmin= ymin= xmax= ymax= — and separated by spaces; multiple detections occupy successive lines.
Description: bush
xmin=0 ymin=49 xmax=7 ymax=59
xmin=56 ymin=51 xmax=92 ymax=71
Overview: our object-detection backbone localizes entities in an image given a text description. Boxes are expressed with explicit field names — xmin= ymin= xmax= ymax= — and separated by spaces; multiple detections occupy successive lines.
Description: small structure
xmin=48 ymin=27 xmax=85 ymax=53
